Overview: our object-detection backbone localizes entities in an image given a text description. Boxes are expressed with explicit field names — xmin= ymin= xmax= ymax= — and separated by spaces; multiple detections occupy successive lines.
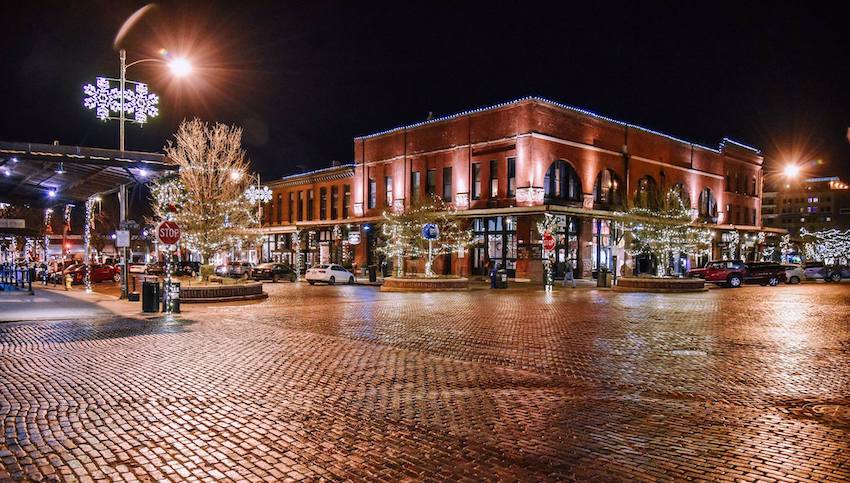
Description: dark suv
xmin=688 ymin=260 xmax=786 ymax=288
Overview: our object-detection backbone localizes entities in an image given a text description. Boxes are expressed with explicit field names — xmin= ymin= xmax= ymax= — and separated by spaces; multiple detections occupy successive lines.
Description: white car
xmin=783 ymin=264 xmax=805 ymax=284
xmin=305 ymin=264 xmax=356 ymax=285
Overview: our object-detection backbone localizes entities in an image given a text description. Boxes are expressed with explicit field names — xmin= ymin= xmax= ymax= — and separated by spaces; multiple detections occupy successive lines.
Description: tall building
xmin=261 ymin=97 xmax=775 ymax=281
xmin=762 ymin=176 xmax=850 ymax=235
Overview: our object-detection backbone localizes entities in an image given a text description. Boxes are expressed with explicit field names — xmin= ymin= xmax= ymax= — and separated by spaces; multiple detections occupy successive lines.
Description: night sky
xmin=2 ymin=1 xmax=848 ymax=187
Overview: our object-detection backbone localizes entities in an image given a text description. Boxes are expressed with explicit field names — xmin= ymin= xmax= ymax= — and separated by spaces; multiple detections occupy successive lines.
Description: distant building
xmin=762 ymin=176 xmax=850 ymax=235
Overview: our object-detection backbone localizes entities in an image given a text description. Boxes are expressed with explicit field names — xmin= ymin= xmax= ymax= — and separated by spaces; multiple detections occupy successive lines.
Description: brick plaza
xmin=1 ymin=283 xmax=849 ymax=481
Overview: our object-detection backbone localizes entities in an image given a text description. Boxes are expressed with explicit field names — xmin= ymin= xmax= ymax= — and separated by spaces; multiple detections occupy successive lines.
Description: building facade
xmin=762 ymin=176 xmax=850 ymax=236
xmin=262 ymin=97 xmax=773 ymax=280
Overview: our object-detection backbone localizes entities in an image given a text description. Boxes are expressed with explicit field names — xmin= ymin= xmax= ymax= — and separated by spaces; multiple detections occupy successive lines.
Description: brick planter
xmin=179 ymin=281 xmax=268 ymax=303
xmin=380 ymin=277 xmax=470 ymax=292
xmin=614 ymin=276 xmax=706 ymax=293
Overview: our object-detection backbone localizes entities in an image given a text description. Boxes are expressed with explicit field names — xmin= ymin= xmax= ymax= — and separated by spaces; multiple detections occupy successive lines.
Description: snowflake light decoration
xmin=83 ymin=77 xmax=117 ymax=121
xmin=124 ymin=82 xmax=159 ymax=124
xmin=82 ymin=77 xmax=159 ymax=124
xmin=245 ymin=185 xmax=273 ymax=204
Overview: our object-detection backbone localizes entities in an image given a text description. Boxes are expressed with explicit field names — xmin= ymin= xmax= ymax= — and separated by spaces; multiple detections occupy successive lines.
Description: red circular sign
xmin=156 ymin=221 xmax=181 ymax=245
xmin=542 ymin=232 xmax=556 ymax=251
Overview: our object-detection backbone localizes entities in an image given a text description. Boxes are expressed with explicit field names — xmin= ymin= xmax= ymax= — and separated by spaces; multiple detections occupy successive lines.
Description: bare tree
xmin=151 ymin=119 xmax=260 ymax=263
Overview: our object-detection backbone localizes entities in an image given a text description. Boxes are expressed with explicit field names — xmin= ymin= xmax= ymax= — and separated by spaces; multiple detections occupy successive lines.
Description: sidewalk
xmin=0 ymin=285 xmax=133 ymax=323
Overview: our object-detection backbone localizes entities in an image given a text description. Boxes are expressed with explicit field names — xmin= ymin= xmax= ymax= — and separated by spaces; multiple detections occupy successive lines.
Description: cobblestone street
xmin=2 ymin=283 xmax=849 ymax=481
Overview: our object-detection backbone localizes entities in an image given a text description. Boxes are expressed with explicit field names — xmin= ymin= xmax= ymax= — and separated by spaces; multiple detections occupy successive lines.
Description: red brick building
xmin=261 ymin=97 xmax=773 ymax=280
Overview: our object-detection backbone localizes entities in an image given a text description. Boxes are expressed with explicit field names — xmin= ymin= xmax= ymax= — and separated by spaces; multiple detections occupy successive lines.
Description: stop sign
xmin=542 ymin=232 xmax=556 ymax=251
xmin=156 ymin=220 xmax=181 ymax=246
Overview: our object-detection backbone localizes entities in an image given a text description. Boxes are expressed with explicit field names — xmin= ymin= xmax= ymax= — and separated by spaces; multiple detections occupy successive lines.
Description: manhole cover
xmin=671 ymin=349 xmax=707 ymax=356
xmin=810 ymin=404 xmax=850 ymax=423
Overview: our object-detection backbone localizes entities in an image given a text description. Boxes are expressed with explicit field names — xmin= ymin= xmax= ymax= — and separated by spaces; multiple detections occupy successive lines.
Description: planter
xmin=614 ymin=276 xmax=706 ymax=293
xmin=178 ymin=281 xmax=268 ymax=303
xmin=380 ymin=277 xmax=470 ymax=292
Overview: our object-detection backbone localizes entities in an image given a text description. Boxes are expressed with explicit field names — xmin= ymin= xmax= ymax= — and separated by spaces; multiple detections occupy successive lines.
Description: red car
xmin=66 ymin=264 xmax=122 ymax=284
xmin=688 ymin=260 xmax=786 ymax=288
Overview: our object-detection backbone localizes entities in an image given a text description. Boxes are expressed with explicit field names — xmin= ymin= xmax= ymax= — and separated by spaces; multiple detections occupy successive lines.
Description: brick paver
xmin=1 ymin=283 xmax=849 ymax=481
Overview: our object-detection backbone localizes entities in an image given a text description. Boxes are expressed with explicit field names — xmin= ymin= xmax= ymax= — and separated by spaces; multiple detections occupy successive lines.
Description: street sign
xmin=156 ymin=221 xmax=181 ymax=246
xmin=422 ymin=223 xmax=440 ymax=240
xmin=115 ymin=230 xmax=130 ymax=248
xmin=348 ymin=232 xmax=361 ymax=245
xmin=542 ymin=232 xmax=556 ymax=251
xmin=119 ymin=220 xmax=140 ymax=231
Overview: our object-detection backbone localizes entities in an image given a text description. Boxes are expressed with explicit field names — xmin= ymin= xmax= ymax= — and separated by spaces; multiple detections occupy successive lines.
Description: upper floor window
xmin=331 ymin=186 xmax=339 ymax=219
xmin=634 ymin=175 xmax=659 ymax=210
xmin=544 ymin=160 xmax=581 ymax=201
xmin=368 ymin=170 xmax=377 ymax=209
xmin=489 ymin=159 xmax=498 ymax=198
xmin=698 ymin=187 xmax=717 ymax=222
xmin=507 ymin=157 xmax=516 ymax=197
xmin=411 ymin=171 xmax=421 ymax=204
xmin=385 ymin=175 xmax=393 ymax=207
xmin=426 ymin=168 xmax=436 ymax=195
xmin=471 ymin=163 xmax=481 ymax=200
xmin=319 ymin=187 xmax=327 ymax=220
xmin=343 ymin=185 xmax=351 ymax=218
xmin=593 ymin=169 xmax=622 ymax=205
xmin=442 ymin=167 xmax=452 ymax=201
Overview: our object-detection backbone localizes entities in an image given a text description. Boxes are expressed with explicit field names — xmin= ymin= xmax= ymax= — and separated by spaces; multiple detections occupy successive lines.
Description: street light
xmin=168 ymin=57 xmax=192 ymax=77
xmin=783 ymin=164 xmax=801 ymax=178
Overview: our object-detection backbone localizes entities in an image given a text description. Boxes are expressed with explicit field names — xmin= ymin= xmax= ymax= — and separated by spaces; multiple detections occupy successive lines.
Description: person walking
xmin=563 ymin=258 xmax=576 ymax=288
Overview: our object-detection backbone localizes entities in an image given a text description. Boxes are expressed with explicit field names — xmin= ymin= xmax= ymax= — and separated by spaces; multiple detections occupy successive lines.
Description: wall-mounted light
xmin=48 ymin=190 xmax=57 ymax=198
xmin=55 ymin=162 xmax=66 ymax=174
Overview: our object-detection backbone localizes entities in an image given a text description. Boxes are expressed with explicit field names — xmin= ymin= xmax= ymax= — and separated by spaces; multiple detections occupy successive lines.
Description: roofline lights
xmin=354 ymin=96 xmax=762 ymax=155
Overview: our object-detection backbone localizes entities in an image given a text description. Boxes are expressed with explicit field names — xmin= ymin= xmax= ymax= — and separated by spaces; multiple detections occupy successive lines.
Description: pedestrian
xmin=563 ymin=258 xmax=576 ymax=288
xmin=489 ymin=261 xmax=499 ymax=289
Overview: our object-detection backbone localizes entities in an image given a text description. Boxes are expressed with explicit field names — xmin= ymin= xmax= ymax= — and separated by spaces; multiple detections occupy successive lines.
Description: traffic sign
xmin=542 ymin=232 xmax=556 ymax=251
xmin=421 ymin=223 xmax=440 ymax=240
xmin=156 ymin=221 xmax=181 ymax=246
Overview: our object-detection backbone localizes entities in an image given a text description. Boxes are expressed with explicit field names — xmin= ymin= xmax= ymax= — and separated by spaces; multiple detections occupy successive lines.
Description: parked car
xmin=145 ymin=261 xmax=200 ymax=277
xmin=824 ymin=264 xmax=850 ymax=283
xmin=63 ymin=264 xmax=121 ymax=284
xmin=128 ymin=263 xmax=147 ymax=274
xmin=783 ymin=264 xmax=805 ymax=284
xmin=215 ymin=261 xmax=254 ymax=278
xmin=802 ymin=261 xmax=827 ymax=280
xmin=305 ymin=264 xmax=356 ymax=285
xmin=250 ymin=263 xmax=297 ymax=282
xmin=688 ymin=260 xmax=785 ymax=287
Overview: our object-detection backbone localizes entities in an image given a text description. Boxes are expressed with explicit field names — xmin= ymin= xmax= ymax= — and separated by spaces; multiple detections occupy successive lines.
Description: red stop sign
xmin=156 ymin=221 xmax=181 ymax=245
xmin=542 ymin=232 xmax=556 ymax=251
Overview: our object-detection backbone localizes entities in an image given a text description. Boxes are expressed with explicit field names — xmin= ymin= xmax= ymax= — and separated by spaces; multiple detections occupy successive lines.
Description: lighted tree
xmin=620 ymin=188 xmax=712 ymax=276
xmin=376 ymin=195 xmax=473 ymax=277
xmin=151 ymin=119 xmax=260 ymax=263
xmin=800 ymin=228 xmax=850 ymax=264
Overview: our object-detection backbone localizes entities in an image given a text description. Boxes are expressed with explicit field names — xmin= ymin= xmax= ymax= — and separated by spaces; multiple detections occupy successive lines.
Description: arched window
xmin=671 ymin=182 xmax=690 ymax=209
xmin=593 ymin=169 xmax=622 ymax=205
xmin=698 ymin=187 xmax=717 ymax=222
xmin=544 ymin=160 xmax=581 ymax=201
xmin=634 ymin=175 xmax=659 ymax=209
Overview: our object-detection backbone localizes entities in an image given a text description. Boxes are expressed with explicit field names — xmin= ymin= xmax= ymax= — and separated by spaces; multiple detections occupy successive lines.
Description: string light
xmin=83 ymin=197 xmax=97 ymax=293
xmin=82 ymin=77 xmax=159 ymax=124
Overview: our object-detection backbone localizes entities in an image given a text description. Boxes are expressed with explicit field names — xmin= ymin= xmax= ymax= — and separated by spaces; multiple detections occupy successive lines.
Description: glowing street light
xmin=168 ymin=57 xmax=192 ymax=77
xmin=783 ymin=164 xmax=801 ymax=178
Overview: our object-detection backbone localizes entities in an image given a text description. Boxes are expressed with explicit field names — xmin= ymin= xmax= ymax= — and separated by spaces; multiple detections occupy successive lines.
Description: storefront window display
xmin=471 ymin=216 xmax=517 ymax=277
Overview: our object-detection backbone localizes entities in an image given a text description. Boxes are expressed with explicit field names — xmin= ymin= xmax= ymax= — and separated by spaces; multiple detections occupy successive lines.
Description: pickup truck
xmin=687 ymin=260 xmax=786 ymax=288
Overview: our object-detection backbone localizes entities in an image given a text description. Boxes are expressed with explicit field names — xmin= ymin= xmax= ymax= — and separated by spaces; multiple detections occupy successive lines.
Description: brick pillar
xmin=580 ymin=218 xmax=594 ymax=278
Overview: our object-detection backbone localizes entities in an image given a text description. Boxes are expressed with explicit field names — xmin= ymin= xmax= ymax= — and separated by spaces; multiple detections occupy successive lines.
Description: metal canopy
xmin=0 ymin=141 xmax=176 ymax=206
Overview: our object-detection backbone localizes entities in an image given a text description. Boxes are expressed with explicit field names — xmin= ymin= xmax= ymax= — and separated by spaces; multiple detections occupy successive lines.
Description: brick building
xmin=261 ymin=97 xmax=774 ymax=280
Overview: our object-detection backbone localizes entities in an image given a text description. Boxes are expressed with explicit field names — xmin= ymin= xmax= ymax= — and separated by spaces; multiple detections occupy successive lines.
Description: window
xmin=288 ymin=193 xmax=294 ymax=223
xmin=410 ymin=171 xmax=420 ymax=204
xmin=331 ymin=186 xmax=339 ymax=219
xmin=725 ymin=169 xmax=732 ymax=192
xmin=343 ymin=185 xmax=350 ymax=218
xmin=276 ymin=194 xmax=282 ymax=224
xmin=751 ymin=176 xmax=757 ymax=195
xmin=320 ymin=187 xmax=327 ymax=220
xmin=593 ymin=169 xmax=621 ymax=205
xmin=752 ymin=208 xmax=757 ymax=224
xmin=426 ymin=168 xmax=436 ymax=195
xmin=507 ymin=157 xmax=516 ymax=197
xmin=297 ymin=191 xmax=304 ymax=222
xmin=489 ymin=159 xmax=498 ymax=198
xmin=471 ymin=163 xmax=481 ymax=200
xmin=634 ymin=175 xmax=659 ymax=209
xmin=385 ymin=175 xmax=393 ymax=207
xmin=307 ymin=190 xmax=314 ymax=221
xmin=442 ymin=167 xmax=452 ymax=201
xmin=544 ymin=160 xmax=581 ymax=201
xmin=698 ymin=187 xmax=717 ymax=221
xmin=368 ymin=171 xmax=377 ymax=209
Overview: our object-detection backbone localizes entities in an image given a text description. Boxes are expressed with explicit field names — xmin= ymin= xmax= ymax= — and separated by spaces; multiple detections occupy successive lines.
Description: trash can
xmin=597 ymin=268 xmax=611 ymax=288
xmin=368 ymin=265 xmax=377 ymax=283
xmin=162 ymin=280 xmax=180 ymax=313
xmin=142 ymin=280 xmax=160 ymax=313
xmin=495 ymin=269 xmax=508 ymax=289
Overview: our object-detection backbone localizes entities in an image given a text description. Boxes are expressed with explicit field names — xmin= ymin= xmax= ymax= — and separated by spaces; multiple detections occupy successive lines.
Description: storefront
xmin=471 ymin=216 xmax=517 ymax=277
